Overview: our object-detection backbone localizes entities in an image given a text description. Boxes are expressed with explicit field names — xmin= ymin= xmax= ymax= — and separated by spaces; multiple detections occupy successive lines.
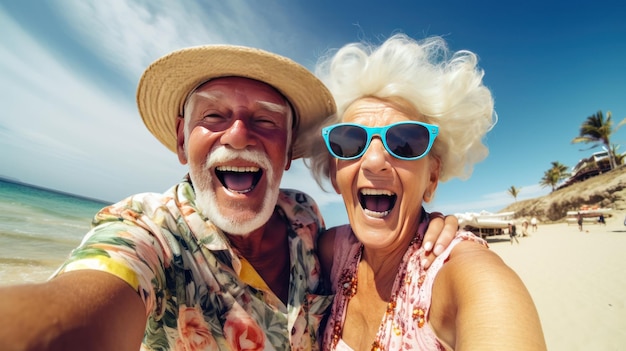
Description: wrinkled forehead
xmin=182 ymin=77 xmax=295 ymax=124
xmin=343 ymin=96 xmax=427 ymax=123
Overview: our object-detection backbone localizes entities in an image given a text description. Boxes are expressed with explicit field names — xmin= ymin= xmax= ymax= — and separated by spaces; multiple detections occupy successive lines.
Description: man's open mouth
xmin=215 ymin=166 xmax=263 ymax=194
xmin=359 ymin=189 xmax=397 ymax=218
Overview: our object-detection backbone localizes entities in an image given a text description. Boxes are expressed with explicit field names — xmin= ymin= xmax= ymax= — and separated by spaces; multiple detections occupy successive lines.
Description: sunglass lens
xmin=329 ymin=125 xmax=367 ymax=158
xmin=386 ymin=124 xmax=430 ymax=158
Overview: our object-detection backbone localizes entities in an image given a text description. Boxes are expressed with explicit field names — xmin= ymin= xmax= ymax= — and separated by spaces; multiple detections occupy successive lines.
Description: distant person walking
xmin=577 ymin=212 xmax=584 ymax=232
xmin=530 ymin=216 xmax=538 ymax=232
xmin=598 ymin=214 xmax=606 ymax=225
xmin=521 ymin=220 xmax=530 ymax=237
xmin=509 ymin=222 xmax=519 ymax=244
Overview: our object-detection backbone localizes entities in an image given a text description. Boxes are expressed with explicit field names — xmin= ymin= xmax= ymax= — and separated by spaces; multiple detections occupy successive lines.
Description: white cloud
xmin=0 ymin=1 xmax=327 ymax=202
xmin=0 ymin=8 xmax=185 ymax=199
xmin=53 ymin=0 xmax=304 ymax=77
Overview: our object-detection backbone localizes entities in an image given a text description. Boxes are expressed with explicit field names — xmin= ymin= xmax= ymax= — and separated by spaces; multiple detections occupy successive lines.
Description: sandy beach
xmin=488 ymin=211 xmax=626 ymax=350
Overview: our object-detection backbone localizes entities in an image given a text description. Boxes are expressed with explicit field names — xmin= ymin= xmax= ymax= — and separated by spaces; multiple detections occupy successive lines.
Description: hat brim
xmin=137 ymin=45 xmax=336 ymax=159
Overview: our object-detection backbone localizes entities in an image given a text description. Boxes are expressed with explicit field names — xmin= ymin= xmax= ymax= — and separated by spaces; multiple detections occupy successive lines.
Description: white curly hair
xmin=304 ymin=33 xmax=497 ymax=191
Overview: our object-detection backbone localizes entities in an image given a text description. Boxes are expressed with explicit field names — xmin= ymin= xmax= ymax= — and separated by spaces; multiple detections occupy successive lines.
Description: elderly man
xmin=0 ymin=45 xmax=456 ymax=351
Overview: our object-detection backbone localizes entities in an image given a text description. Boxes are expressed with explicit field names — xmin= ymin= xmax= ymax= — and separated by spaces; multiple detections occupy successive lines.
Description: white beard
xmin=190 ymin=146 xmax=282 ymax=236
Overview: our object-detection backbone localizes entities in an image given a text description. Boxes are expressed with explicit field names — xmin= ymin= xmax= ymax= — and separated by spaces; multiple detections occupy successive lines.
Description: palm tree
xmin=611 ymin=144 xmax=625 ymax=166
xmin=507 ymin=186 xmax=520 ymax=202
xmin=550 ymin=161 xmax=570 ymax=180
xmin=572 ymin=110 xmax=626 ymax=170
xmin=540 ymin=169 xmax=560 ymax=191
xmin=540 ymin=161 xmax=570 ymax=191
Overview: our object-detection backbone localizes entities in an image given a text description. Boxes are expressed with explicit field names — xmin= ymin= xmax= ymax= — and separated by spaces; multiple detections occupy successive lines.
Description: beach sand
xmin=488 ymin=211 xmax=626 ymax=350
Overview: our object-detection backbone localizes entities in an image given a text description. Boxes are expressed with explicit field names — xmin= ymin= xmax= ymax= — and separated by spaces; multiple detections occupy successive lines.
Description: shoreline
xmin=0 ymin=177 xmax=112 ymax=206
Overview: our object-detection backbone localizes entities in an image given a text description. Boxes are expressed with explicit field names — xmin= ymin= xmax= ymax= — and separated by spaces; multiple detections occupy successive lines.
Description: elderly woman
xmin=306 ymin=34 xmax=546 ymax=350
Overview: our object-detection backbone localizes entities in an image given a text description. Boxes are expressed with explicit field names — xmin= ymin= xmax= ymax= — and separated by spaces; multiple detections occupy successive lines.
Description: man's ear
xmin=329 ymin=158 xmax=341 ymax=194
xmin=284 ymin=144 xmax=293 ymax=170
xmin=176 ymin=116 xmax=188 ymax=165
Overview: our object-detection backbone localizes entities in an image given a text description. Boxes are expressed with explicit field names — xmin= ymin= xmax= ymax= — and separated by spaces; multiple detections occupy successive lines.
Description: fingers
xmin=421 ymin=212 xmax=459 ymax=269
xmin=437 ymin=214 xmax=458 ymax=254
xmin=429 ymin=211 xmax=445 ymax=221
xmin=422 ymin=212 xmax=446 ymax=253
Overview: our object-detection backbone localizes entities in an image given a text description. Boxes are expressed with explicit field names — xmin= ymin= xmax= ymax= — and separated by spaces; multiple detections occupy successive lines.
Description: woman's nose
xmin=361 ymin=137 xmax=389 ymax=171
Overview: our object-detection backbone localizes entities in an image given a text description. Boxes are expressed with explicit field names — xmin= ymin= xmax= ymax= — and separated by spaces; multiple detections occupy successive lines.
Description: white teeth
xmin=363 ymin=208 xmax=391 ymax=218
xmin=216 ymin=166 xmax=260 ymax=172
xmin=360 ymin=188 xmax=394 ymax=218
xmin=360 ymin=188 xmax=394 ymax=196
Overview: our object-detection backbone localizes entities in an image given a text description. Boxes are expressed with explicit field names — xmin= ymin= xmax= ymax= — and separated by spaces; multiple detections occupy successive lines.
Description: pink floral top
xmin=322 ymin=214 xmax=487 ymax=351
xmin=53 ymin=176 xmax=333 ymax=351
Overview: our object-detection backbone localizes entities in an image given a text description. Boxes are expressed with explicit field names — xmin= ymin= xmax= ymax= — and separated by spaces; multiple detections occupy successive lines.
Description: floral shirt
xmin=53 ymin=177 xmax=333 ymax=351
xmin=323 ymin=215 xmax=487 ymax=351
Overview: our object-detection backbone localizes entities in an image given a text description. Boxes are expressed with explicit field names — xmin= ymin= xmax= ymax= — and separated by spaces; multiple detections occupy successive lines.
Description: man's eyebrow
xmin=186 ymin=90 xmax=289 ymax=116
xmin=256 ymin=101 xmax=289 ymax=115
xmin=182 ymin=90 xmax=221 ymax=115
xmin=193 ymin=90 xmax=222 ymax=104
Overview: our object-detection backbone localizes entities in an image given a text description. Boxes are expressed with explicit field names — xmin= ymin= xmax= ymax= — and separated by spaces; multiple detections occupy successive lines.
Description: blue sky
xmin=2 ymin=0 xmax=625 ymax=228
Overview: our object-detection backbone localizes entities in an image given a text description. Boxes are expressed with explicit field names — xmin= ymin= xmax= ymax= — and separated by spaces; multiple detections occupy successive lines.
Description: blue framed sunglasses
xmin=322 ymin=121 xmax=439 ymax=160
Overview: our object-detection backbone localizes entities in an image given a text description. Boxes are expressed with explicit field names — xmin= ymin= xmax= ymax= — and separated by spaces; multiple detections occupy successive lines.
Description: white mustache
xmin=205 ymin=146 xmax=273 ymax=172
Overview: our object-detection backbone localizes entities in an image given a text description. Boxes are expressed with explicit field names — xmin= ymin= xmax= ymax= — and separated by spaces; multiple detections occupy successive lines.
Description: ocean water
xmin=0 ymin=179 xmax=110 ymax=286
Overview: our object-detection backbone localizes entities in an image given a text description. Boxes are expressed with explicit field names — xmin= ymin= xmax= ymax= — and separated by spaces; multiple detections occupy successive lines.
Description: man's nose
xmin=220 ymin=119 xmax=257 ymax=149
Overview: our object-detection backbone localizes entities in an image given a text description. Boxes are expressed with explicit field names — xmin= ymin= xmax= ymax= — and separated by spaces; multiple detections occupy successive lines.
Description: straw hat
xmin=137 ymin=45 xmax=336 ymax=159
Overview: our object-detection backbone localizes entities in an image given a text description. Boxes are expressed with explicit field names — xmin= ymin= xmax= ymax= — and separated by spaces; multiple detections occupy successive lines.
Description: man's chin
xmin=211 ymin=211 xmax=270 ymax=236
xmin=195 ymin=189 xmax=278 ymax=236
